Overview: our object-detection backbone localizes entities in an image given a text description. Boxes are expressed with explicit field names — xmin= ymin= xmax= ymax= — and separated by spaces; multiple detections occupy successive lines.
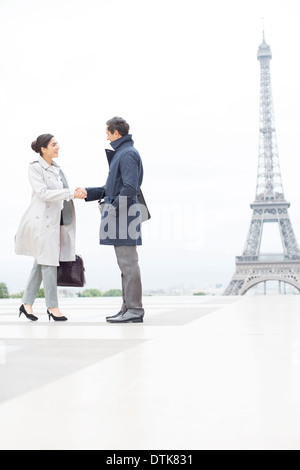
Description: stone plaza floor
xmin=0 ymin=294 xmax=300 ymax=450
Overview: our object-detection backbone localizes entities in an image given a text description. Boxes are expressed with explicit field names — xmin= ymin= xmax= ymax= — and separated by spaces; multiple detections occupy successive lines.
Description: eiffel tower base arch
xmin=224 ymin=259 xmax=300 ymax=295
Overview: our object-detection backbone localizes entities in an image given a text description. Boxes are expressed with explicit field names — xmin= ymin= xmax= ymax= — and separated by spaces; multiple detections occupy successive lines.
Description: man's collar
xmin=110 ymin=134 xmax=133 ymax=151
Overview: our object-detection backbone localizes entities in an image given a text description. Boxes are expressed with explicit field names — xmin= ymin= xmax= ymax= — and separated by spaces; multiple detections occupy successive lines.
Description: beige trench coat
xmin=15 ymin=156 xmax=76 ymax=266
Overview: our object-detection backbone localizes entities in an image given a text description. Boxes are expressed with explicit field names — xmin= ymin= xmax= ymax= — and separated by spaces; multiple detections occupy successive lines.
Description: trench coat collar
xmin=38 ymin=155 xmax=60 ymax=170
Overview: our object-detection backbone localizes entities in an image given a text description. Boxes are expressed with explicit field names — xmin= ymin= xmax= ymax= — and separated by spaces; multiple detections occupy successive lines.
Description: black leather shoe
xmin=19 ymin=304 xmax=38 ymax=321
xmin=106 ymin=310 xmax=126 ymax=321
xmin=107 ymin=311 xmax=143 ymax=323
xmin=47 ymin=309 xmax=68 ymax=322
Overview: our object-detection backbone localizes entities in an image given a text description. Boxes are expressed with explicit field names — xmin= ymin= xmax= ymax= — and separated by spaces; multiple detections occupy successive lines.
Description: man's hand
xmin=74 ymin=187 xmax=87 ymax=199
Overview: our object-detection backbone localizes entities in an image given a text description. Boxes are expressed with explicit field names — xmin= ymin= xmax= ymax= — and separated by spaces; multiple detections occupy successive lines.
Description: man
xmin=80 ymin=117 xmax=145 ymax=323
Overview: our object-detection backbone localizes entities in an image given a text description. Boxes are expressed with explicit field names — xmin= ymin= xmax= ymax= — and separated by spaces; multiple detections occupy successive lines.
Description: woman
xmin=15 ymin=134 xmax=81 ymax=322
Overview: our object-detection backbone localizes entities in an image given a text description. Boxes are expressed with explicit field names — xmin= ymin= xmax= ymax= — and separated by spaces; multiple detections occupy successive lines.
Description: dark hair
xmin=31 ymin=134 xmax=54 ymax=156
xmin=106 ymin=117 xmax=130 ymax=136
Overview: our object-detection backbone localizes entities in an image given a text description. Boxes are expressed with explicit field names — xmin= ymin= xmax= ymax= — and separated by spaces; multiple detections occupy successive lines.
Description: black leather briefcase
xmin=57 ymin=255 xmax=86 ymax=287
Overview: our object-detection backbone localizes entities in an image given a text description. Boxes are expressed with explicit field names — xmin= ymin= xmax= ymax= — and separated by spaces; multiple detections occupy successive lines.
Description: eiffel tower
xmin=224 ymin=32 xmax=300 ymax=295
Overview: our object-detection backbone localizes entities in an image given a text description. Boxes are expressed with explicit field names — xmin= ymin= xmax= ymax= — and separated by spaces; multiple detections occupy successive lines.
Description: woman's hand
xmin=74 ymin=188 xmax=87 ymax=199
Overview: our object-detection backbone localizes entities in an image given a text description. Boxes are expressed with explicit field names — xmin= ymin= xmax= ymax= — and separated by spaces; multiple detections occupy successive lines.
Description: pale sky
xmin=1 ymin=0 xmax=300 ymax=293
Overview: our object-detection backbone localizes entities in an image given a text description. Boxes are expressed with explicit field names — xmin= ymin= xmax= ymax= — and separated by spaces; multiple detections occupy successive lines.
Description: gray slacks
xmin=22 ymin=260 xmax=58 ymax=308
xmin=114 ymin=246 xmax=144 ymax=317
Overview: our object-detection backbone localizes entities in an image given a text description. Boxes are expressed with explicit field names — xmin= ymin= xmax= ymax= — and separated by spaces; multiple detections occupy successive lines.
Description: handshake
xmin=74 ymin=187 xmax=87 ymax=199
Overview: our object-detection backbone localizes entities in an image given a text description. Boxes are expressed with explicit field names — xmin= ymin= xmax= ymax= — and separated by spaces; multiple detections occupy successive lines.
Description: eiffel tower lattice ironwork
xmin=224 ymin=33 xmax=300 ymax=295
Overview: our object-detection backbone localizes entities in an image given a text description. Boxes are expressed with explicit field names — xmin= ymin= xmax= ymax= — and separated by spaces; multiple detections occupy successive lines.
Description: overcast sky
xmin=1 ymin=0 xmax=300 ymax=293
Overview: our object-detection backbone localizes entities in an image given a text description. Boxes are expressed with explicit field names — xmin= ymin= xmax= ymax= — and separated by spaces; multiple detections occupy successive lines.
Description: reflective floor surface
xmin=0 ymin=295 xmax=300 ymax=450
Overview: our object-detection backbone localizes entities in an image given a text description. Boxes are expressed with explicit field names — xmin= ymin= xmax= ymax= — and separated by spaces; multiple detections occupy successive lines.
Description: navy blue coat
xmin=85 ymin=135 xmax=144 ymax=246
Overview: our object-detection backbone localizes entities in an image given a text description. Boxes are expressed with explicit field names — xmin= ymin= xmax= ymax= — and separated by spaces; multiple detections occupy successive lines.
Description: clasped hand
xmin=74 ymin=187 xmax=87 ymax=199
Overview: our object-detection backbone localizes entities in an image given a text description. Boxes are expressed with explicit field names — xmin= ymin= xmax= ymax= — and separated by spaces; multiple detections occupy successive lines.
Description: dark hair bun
xmin=31 ymin=134 xmax=54 ymax=155
xmin=31 ymin=140 xmax=39 ymax=153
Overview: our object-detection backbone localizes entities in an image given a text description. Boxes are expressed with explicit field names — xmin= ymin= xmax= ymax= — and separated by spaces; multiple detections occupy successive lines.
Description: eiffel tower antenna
xmin=224 ymin=33 xmax=300 ymax=295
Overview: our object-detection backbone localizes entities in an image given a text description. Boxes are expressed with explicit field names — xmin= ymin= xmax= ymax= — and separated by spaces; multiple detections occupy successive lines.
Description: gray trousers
xmin=22 ymin=260 xmax=58 ymax=308
xmin=114 ymin=246 xmax=144 ymax=317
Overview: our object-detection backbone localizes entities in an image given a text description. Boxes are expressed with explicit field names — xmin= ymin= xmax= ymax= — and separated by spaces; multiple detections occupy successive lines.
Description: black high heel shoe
xmin=19 ymin=304 xmax=38 ymax=321
xmin=47 ymin=309 xmax=68 ymax=322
